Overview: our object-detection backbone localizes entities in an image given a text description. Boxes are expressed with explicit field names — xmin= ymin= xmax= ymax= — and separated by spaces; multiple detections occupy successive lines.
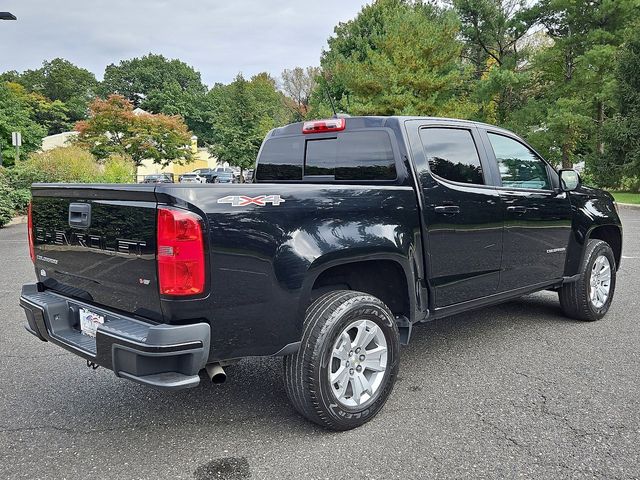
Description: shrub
xmin=21 ymin=145 xmax=101 ymax=183
xmin=0 ymin=175 xmax=16 ymax=227
xmin=101 ymin=154 xmax=135 ymax=183
xmin=9 ymin=188 xmax=31 ymax=213
xmin=3 ymin=161 xmax=49 ymax=189
xmin=0 ymin=145 xmax=141 ymax=228
xmin=0 ymin=201 xmax=13 ymax=227
xmin=619 ymin=176 xmax=640 ymax=193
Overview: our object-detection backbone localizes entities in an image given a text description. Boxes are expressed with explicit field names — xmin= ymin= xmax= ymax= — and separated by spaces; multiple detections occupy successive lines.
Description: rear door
xmin=480 ymin=130 xmax=573 ymax=290
xmin=30 ymin=185 xmax=162 ymax=321
xmin=406 ymin=121 xmax=503 ymax=308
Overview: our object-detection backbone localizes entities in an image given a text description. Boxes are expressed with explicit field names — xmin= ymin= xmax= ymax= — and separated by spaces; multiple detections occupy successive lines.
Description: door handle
xmin=434 ymin=205 xmax=460 ymax=215
xmin=507 ymin=206 xmax=527 ymax=214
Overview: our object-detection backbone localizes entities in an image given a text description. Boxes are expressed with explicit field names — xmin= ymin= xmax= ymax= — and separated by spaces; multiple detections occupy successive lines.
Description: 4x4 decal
xmin=217 ymin=195 xmax=285 ymax=207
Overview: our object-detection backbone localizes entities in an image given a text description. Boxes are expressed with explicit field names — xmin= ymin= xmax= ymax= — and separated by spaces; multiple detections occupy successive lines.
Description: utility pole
xmin=2 ymin=12 xmax=18 ymax=167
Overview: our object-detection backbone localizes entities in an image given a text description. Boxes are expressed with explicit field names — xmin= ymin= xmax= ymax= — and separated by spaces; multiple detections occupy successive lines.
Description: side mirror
xmin=559 ymin=169 xmax=580 ymax=192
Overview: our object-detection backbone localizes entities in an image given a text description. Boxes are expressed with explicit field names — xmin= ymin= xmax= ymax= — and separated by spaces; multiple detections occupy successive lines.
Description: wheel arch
xmin=587 ymin=224 xmax=622 ymax=270
xmin=298 ymin=251 xmax=420 ymax=327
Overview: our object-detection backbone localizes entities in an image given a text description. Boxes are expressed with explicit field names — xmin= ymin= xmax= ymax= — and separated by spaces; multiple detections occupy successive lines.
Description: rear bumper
xmin=20 ymin=284 xmax=210 ymax=390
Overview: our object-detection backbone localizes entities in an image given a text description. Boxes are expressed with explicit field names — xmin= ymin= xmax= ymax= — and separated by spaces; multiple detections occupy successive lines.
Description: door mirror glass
xmin=559 ymin=169 xmax=580 ymax=191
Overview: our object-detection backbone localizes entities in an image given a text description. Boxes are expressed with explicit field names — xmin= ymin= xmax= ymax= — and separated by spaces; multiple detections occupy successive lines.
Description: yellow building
xmin=136 ymin=136 xmax=219 ymax=180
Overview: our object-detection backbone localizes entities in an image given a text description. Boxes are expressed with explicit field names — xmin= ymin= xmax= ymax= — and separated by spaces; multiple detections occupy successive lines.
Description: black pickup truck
xmin=20 ymin=116 xmax=622 ymax=430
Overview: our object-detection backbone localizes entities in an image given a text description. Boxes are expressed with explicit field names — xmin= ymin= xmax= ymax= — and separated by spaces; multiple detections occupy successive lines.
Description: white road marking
xmin=622 ymin=256 xmax=639 ymax=259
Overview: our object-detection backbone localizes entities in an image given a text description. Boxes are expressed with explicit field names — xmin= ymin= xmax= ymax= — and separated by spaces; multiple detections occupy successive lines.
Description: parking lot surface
xmin=1 ymin=208 xmax=638 ymax=479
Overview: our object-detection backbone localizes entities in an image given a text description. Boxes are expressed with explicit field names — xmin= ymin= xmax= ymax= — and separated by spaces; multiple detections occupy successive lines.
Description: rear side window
xmin=420 ymin=128 xmax=484 ymax=185
xmin=255 ymin=136 xmax=304 ymax=181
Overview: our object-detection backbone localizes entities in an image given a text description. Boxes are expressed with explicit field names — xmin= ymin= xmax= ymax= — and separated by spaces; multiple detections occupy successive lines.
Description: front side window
xmin=420 ymin=128 xmax=484 ymax=185
xmin=487 ymin=133 xmax=551 ymax=190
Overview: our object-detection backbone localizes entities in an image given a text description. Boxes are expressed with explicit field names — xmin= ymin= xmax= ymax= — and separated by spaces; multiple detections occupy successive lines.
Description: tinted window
xmin=420 ymin=128 xmax=484 ymax=184
xmin=305 ymin=138 xmax=337 ymax=176
xmin=336 ymin=131 xmax=396 ymax=180
xmin=304 ymin=131 xmax=396 ymax=180
xmin=255 ymin=136 xmax=304 ymax=181
xmin=488 ymin=133 xmax=551 ymax=190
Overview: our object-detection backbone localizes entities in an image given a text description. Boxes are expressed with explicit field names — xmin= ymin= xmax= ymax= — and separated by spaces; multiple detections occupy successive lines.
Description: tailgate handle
xmin=69 ymin=203 xmax=91 ymax=228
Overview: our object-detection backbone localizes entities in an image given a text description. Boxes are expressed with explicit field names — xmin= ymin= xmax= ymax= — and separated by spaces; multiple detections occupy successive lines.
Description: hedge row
xmin=0 ymin=146 xmax=135 ymax=228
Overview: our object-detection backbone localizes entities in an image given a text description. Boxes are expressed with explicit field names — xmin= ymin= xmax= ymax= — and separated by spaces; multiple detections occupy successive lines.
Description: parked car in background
xmin=141 ymin=173 xmax=173 ymax=184
xmin=214 ymin=171 xmax=236 ymax=183
xmin=192 ymin=168 xmax=217 ymax=183
xmin=179 ymin=173 xmax=206 ymax=184
xmin=244 ymin=169 xmax=254 ymax=183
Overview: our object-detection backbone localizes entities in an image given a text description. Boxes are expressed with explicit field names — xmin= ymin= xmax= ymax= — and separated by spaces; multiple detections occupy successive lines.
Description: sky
xmin=0 ymin=0 xmax=368 ymax=87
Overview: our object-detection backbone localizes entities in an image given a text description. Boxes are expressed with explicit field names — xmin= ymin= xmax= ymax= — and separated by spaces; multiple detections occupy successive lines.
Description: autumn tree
xmin=280 ymin=67 xmax=321 ymax=120
xmin=75 ymin=95 xmax=193 ymax=167
xmin=100 ymin=54 xmax=207 ymax=142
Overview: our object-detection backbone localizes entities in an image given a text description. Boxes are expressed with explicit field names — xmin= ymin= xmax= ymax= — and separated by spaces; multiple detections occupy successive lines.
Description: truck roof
xmin=269 ymin=116 xmax=515 ymax=138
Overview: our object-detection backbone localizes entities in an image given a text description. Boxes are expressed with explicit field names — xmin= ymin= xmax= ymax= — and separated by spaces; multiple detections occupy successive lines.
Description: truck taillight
xmin=27 ymin=202 xmax=35 ymax=263
xmin=302 ymin=118 xmax=346 ymax=134
xmin=157 ymin=207 xmax=205 ymax=296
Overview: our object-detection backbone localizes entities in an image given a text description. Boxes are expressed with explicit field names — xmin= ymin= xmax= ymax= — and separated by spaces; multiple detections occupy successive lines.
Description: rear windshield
xmin=256 ymin=130 xmax=397 ymax=182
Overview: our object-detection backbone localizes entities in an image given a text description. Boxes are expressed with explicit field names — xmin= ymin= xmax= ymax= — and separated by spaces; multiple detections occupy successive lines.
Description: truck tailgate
xmin=30 ymin=184 xmax=162 ymax=321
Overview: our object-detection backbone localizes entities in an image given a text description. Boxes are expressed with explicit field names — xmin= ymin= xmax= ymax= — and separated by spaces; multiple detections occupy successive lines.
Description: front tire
xmin=559 ymin=239 xmax=616 ymax=321
xmin=284 ymin=290 xmax=400 ymax=431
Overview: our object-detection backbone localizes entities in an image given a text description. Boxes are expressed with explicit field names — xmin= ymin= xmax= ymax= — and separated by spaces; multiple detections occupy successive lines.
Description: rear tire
xmin=559 ymin=239 xmax=616 ymax=321
xmin=284 ymin=290 xmax=400 ymax=431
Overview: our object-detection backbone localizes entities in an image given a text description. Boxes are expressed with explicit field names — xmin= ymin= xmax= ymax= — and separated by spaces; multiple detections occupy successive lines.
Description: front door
xmin=411 ymin=124 xmax=504 ymax=308
xmin=481 ymin=130 xmax=573 ymax=290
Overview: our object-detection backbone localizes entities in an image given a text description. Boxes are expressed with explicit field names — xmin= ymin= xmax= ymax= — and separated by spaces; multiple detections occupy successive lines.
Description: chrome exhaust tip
xmin=205 ymin=363 xmax=226 ymax=384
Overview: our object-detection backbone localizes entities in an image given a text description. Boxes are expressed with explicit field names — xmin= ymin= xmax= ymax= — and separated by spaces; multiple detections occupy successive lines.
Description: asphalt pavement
xmin=1 ymin=208 xmax=638 ymax=479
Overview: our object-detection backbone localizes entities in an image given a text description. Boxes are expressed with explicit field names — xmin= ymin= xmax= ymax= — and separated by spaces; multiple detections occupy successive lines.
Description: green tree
xmin=75 ymin=95 xmax=194 ymax=167
xmin=7 ymin=82 xmax=71 ymax=135
xmin=320 ymin=0 xmax=475 ymax=117
xmin=207 ymin=74 xmax=289 ymax=177
xmin=526 ymin=0 xmax=637 ymax=168
xmin=602 ymin=25 xmax=640 ymax=189
xmin=452 ymin=0 xmax=539 ymax=123
xmin=0 ymin=83 xmax=47 ymax=167
xmin=453 ymin=0 xmax=537 ymax=73
xmin=100 ymin=54 xmax=207 ymax=141
xmin=5 ymin=59 xmax=98 ymax=124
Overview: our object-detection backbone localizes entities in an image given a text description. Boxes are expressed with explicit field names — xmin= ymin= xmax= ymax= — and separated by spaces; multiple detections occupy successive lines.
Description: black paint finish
xmin=26 ymin=116 xmax=622 ymax=363
xmin=156 ymin=183 xmax=423 ymax=360
xmin=31 ymin=186 xmax=161 ymax=322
